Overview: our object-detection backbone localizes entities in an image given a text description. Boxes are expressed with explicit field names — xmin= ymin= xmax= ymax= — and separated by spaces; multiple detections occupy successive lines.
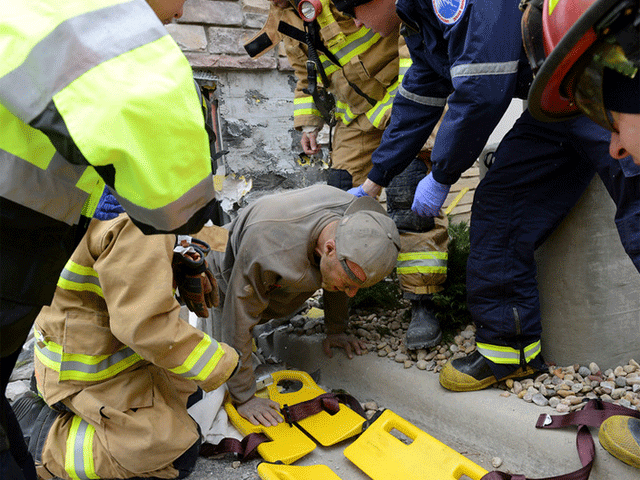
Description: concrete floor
xmin=190 ymin=332 xmax=637 ymax=480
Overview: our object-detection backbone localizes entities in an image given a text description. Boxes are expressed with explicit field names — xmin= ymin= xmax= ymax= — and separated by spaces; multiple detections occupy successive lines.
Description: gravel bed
xmin=286 ymin=297 xmax=640 ymax=414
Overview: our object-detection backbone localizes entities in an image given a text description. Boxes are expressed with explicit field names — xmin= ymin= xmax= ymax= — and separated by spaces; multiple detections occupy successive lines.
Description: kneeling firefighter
xmin=245 ymin=0 xmax=450 ymax=350
xmin=13 ymin=188 xmax=239 ymax=480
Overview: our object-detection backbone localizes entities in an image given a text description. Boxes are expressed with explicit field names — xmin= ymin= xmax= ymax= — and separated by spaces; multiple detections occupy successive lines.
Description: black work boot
xmin=405 ymin=299 xmax=441 ymax=350
xmin=439 ymin=350 xmax=540 ymax=392
xmin=13 ymin=392 xmax=58 ymax=462
xmin=12 ymin=392 xmax=46 ymax=447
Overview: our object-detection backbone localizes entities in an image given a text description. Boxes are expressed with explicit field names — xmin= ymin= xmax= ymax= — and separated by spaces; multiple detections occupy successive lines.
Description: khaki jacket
xmin=211 ymin=186 xmax=361 ymax=403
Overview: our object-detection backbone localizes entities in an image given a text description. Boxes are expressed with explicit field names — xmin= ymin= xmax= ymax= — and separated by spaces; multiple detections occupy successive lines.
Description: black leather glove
xmin=172 ymin=237 xmax=219 ymax=317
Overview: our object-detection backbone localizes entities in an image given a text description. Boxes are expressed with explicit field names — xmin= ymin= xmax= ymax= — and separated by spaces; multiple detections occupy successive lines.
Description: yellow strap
xmin=444 ymin=187 xmax=469 ymax=215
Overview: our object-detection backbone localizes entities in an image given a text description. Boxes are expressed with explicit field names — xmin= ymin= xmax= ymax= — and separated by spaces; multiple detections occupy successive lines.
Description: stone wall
xmin=166 ymin=0 xmax=480 ymax=223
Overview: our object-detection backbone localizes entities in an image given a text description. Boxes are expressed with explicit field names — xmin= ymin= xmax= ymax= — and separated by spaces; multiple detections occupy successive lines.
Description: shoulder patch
xmin=432 ymin=0 xmax=467 ymax=25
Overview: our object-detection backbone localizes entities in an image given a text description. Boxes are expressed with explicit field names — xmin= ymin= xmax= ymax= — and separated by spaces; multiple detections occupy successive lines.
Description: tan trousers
xmin=39 ymin=365 xmax=198 ymax=479
xmin=330 ymin=115 xmax=383 ymax=187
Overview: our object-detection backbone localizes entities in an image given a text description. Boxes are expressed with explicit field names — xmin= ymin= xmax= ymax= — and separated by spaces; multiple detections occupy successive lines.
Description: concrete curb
xmin=270 ymin=332 xmax=638 ymax=479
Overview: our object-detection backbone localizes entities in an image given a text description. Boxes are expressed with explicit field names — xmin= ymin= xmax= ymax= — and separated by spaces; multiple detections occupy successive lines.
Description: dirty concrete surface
xmin=8 ymin=306 xmax=639 ymax=479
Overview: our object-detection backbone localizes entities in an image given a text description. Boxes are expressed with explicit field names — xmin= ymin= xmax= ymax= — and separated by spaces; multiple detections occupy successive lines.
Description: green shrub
xmin=432 ymin=220 xmax=472 ymax=339
xmin=350 ymin=274 xmax=403 ymax=311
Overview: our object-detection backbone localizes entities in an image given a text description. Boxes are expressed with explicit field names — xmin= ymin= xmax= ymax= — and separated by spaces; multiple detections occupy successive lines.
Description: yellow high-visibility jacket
xmin=1 ymin=0 xmax=219 ymax=305
xmin=1 ymin=0 xmax=217 ymax=234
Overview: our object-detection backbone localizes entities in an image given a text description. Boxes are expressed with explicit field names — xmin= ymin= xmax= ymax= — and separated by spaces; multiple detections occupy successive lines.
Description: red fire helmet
xmin=527 ymin=0 xmax=639 ymax=131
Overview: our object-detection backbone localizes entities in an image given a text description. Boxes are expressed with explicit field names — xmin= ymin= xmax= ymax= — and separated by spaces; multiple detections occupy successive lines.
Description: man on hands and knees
xmin=208 ymin=185 xmax=400 ymax=426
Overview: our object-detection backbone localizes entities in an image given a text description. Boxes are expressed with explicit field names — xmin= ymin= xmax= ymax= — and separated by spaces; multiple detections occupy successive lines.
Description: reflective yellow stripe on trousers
xmin=396 ymin=251 xmax=448 ymax=275
xmin=66 ymin=415 xmax=99 ymax=480
xmin=476 ymin=340 xmax=542 ymax=365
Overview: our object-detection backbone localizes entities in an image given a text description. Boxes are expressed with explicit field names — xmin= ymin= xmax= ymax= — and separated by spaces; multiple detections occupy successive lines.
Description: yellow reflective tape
xmin=396 ymin=266 xmax=448 ymax=274
xmin=476 ymin=342 xmax=518 ymax=353
xmin=524 ymin=341 xmax=542 ymax=356
xmin=330 ymin=28 xmax=380 ymax=66
xmin=335 ymin=100 xmax=357 ymax=124
xmin=477 ymin=354 xmax=516 ymax=365
xmin=82 ymin=424 xmax=98 ymax=479
xmin=294 ymin=109 xmax=323 ymax=118
xmin=66 ymin=261 xmax=99 ymax=277
xmin=294 ymin=96 xmax=315 ymax=105
xmin=65 ymin=416 xmax=81 ymax=480
xmin=37 ymin=334 xmax=142 ymax=382
xmin=548 ymin=0 xmax=560 ymax=15
xmin=58 ymin=351 xmax=142 ymax=382
xmin=65 ymin=416 xmax=99 ymax=480
xmin=197 ymin=343 xmax=226 ymax=381
xmin=62 ymin=350 xmax=115 ymax=365
xmin=57 ymin=278 xmax=104 ymax=297
xmin=171 ymin=335 xmax=213 ymax=376
xmin=34 ymin=343 xmax=61 ymax=371
xmin=397 ymin=251 xmax=448 ymax=261
xmin=368 ymin=102 xmax=391 ymax=128
xmin=476 ymin=341 xmax=541 ymax=365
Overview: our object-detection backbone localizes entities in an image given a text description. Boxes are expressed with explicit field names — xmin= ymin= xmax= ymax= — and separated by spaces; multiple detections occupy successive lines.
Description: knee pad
xmin=327 ymin=169 xmax=353 ymax=191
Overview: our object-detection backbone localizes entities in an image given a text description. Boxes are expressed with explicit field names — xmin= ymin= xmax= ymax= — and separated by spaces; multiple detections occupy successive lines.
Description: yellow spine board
xmin=267 ymin=370 xmax=364 ymax=447
xmin=257 ymin=463 xmax=342 ymax=480
xmin=224 ymin=370 xmax=364 ymax=464
xmin=343 ymin=409 xmax=489 ymax=480
xmin=224 ymin=398 xmax=316 ymax=465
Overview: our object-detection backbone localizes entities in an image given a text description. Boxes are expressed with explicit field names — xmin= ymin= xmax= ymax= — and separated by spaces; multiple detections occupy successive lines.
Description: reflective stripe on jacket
xmin=0 ymin=0 xmax=217 ymax=235
xmin=34 ymin=213 xmax=238 ymax=407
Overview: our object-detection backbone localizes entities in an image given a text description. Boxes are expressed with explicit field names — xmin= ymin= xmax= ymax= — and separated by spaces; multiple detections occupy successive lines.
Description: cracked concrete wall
xmin=213 ymin=69 xmax=329 ymax=210
xmin=167 ymin=0 xmax=329 ymax=216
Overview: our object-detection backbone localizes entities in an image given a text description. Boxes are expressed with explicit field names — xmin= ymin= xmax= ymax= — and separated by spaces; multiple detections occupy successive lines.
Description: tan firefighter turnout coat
xmin=247 ymin=1 xmax=410 ymax=131
xmin=33 ymin=213 xmax=238 ymax=480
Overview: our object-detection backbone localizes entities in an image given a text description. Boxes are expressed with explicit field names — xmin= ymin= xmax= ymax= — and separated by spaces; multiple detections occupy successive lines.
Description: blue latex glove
xmin=94 ymin=186 xmax=124 ymax=220
xmin=411 ymin=172 xmax=450 ymax=217
xmin=347 ymin=185 xmax=369 ymax=197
